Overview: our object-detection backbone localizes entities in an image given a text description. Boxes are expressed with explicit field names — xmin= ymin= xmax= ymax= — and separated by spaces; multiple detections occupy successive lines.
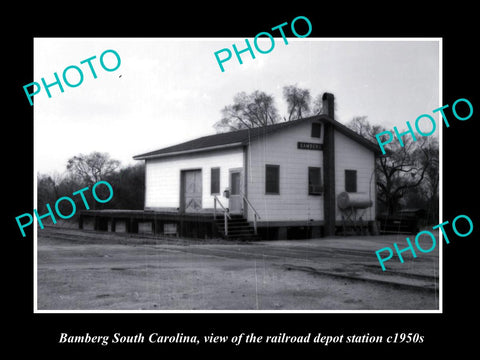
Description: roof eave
xmin=322 ymin=116 xmax=382 ymax=155
xmin=133 ymin=142 xmax=244 ymax=160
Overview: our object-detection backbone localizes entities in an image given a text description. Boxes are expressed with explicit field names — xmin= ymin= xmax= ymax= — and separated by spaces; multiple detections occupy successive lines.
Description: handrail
xmin=241 ymin=192 xmax=260 ymax=235
xmin=241 ymin=192 xmax=261 ymax=220
xmin=213 ymin=196 xmax=231 ymax=237
xmin=213 ymin=196 xmax=231 ymax=219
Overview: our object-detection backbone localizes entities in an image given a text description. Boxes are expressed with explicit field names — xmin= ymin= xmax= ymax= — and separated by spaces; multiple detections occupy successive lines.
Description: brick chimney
xmin=322 ymin=92 xmax=335 ymax=119
xmin=322 ymin=92 xmax=336 ymax=236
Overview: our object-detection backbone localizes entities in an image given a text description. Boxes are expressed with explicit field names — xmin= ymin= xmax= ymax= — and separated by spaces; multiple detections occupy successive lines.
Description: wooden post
xmin=253 ymin=214 xmax=258 ymax=235
xmin=323 ymin=119 xmax=336 ymax=236
xmin=214 ymin=197 xmax=217 ymax=219
xmin=321 ymin=93 xmax=337 ymax=237
xmin=224 ymin=211 xmax=228 ymax=236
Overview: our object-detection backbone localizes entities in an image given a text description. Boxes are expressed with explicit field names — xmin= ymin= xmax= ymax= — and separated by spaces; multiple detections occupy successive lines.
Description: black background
xmin=6 ymin=3 xmax=478 ymax=356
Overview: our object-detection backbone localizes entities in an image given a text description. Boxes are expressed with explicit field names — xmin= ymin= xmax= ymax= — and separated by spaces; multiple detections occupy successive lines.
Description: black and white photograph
xmin=7 ymin=5 xmax=479 ymax=356
xmin=32 ymin=38 xmax=441 ymax=312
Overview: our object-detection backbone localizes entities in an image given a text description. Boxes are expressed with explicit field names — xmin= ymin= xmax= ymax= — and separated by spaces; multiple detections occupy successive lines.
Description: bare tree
xmin=66 ymin=152 xmax=120 ymax=186
xmin=282 ymin=85 xmax=311 ymax=121
xmin=37 ymin=160 xmax=145 ymax=213
xmin=346 ymin=116 xmax=385 ymax=143
xmin=106 ymin=163 xmax=145 ymax=210
xmin=311 ymin=93 xmax=326 ymax=115
xmin=37 ymin=171 xmax=64 ymax=200
xmin=37 ymin=172 xmax=62 ymax=212
xmin=214 ymin=87 xmax=336 ymax=133
xmin=376 ymin=136 xmax=429 ymax=214
xmin=214 ymin=91 xmax=280 ymax=133
xmin=346 ymin=117 xmax=437 ymax=216
xmin=414 ymin=136 xmax=439 ymax=223
xmin=36 ymin=171 xmax=84 ymax=217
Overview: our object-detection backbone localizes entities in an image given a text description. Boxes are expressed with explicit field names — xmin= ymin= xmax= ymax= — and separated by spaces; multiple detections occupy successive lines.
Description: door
xmin=182 ymin=170 xmax=202 ymax=213
xmin=229 ymin=169 xmax=242 ymax=214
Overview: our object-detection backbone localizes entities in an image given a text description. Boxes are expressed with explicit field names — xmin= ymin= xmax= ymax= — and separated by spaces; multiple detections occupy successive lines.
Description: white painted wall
xmin=144 ymin=147 xmax=244 ymax=209
xmin=334 ymin=130 xmax=376 ymax=221
xmin=143 ymin=121 xmax=377 ymax=224
xmin=246 ymin=120 xmax=324 ymax=222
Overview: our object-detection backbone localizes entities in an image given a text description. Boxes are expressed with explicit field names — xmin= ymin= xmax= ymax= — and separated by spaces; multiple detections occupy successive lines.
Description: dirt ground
xmin=36 ymin=227 xmax=440 ymax=311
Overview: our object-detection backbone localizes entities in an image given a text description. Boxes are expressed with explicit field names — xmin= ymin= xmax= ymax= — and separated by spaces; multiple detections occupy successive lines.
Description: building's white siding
xmin=246 ymin=120 xmax=324 ymax=222
xmin=143 ymin=121 xmax=377 ymax=225
xmin=144 ymin=147 xmax=244 ymax=209
xmin=334 ymin=130 xmax=376 ymax=221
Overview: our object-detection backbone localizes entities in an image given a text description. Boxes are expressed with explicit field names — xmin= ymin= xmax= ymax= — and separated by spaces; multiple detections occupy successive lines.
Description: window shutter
xmin=345 ymin=170 xmax=357 ymax=192
xmin=265 ymin=165 xmax=280 ymax=194
xmin=308 ymin=167 xmax=323 ymax=195
xmin=311 ymin=123 xmax=321 ymax=138
xmin=211 ymin=168 xmax=220 ymax=194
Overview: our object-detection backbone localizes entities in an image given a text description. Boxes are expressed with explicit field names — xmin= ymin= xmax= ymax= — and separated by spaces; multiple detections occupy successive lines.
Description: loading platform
xmin=78 ymin=209 xmax=260 ymax=240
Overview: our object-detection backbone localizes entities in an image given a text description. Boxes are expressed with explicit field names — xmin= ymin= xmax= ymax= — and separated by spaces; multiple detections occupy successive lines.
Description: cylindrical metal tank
xmin=337 ymin=192 xmax=372 ymax=210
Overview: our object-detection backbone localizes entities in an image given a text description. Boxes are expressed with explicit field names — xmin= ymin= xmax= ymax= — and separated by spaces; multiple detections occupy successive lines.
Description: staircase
xmin=214 ymin=214 xmax=260 ymax=241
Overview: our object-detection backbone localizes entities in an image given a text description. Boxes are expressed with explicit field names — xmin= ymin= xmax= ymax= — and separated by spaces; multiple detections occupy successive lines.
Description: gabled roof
xmin=133 ymin=114 xmax=381 ymax=160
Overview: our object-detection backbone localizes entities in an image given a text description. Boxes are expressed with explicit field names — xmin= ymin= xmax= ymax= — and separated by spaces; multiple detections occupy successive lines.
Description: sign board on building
xmin=297 ymin=142 xmax=323 ymax=150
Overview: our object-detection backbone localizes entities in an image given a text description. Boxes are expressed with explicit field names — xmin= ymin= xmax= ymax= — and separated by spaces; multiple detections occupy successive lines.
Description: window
xmin=210 ymin=167 xmax=220 ymax=194
xmin=265 ymin=165 xmax=280 ymax=194
xmin=311 ymin=123 xmax=321 ymax=138
xmin=345 ymin=169 xmax=357 ymax=192
xmin=308 ymin=167 xmax=323 ymax=195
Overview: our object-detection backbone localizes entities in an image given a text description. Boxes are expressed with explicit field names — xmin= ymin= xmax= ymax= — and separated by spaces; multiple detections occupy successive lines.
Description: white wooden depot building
xmin=130 ymin=93 xmax=380 ymax=240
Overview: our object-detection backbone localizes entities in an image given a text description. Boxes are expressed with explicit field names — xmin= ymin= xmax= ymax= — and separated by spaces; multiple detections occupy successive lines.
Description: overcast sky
xmin=34 ymin=38 xmax=440 ymax=174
